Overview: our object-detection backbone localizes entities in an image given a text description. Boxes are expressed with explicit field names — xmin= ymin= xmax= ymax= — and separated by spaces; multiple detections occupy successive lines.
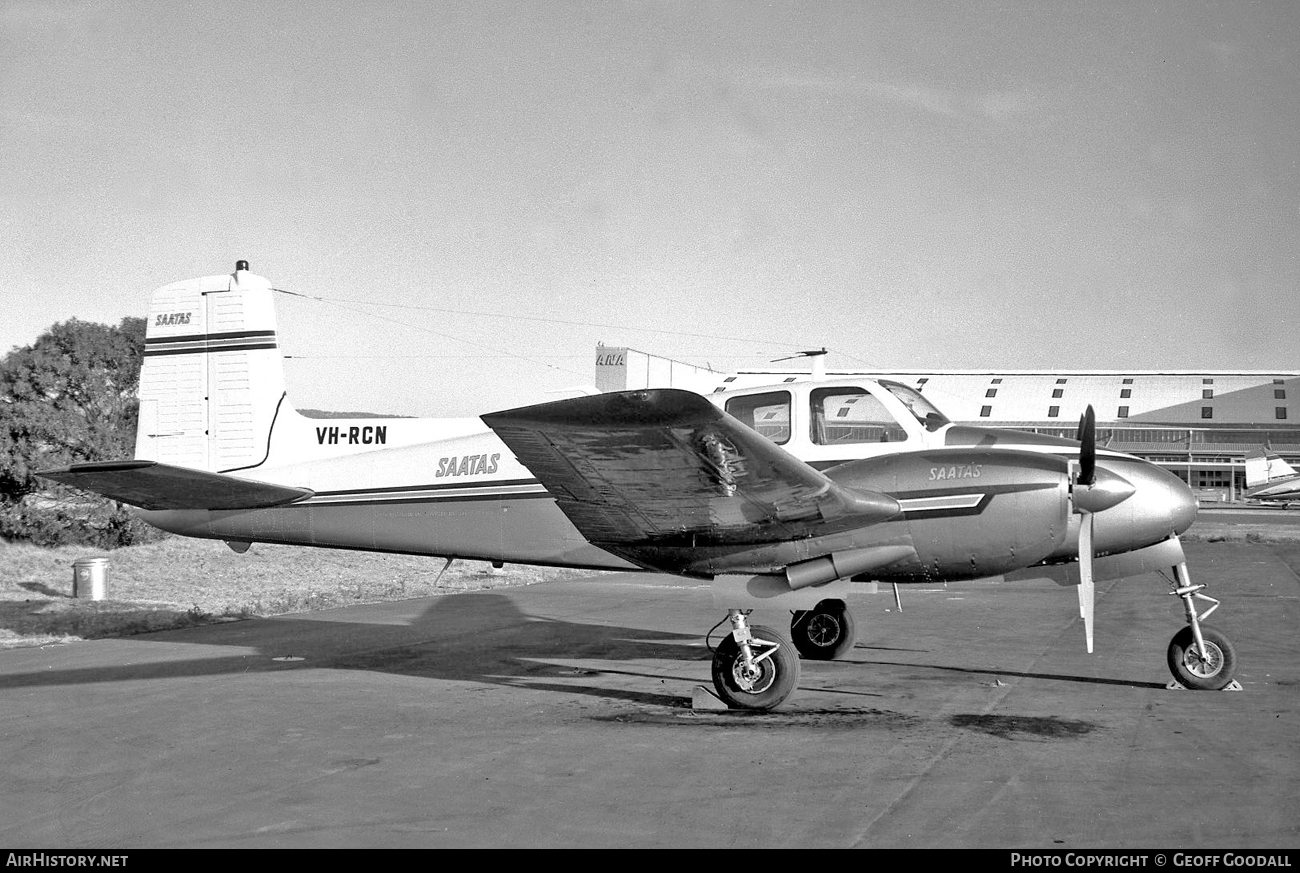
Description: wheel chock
xmin=1164 ymin=680 xmax=1243 ymax=691
xmin=691 ymin=685 xmax=729 ymax=711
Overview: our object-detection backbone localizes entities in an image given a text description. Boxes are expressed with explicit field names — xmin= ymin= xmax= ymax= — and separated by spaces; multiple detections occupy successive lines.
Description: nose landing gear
xmin=1166 ymin=562 xmax=1241 ymax=691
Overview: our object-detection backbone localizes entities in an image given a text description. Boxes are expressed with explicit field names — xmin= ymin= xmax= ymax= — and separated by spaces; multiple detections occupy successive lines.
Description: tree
xmin=0 ymin=316 xmax=162 ymax=547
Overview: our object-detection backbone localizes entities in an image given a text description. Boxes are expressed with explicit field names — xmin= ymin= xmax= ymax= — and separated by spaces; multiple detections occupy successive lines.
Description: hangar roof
xmin=709 ymin=370 xmax=1300 ymax=428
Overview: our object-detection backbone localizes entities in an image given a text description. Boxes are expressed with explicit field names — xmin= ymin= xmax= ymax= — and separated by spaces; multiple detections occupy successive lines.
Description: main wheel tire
xmin=791 ymin=601 xmax=857 ymax=660
xmin=711 ymin=624 xmax=801 ymax=711
xmin=1166 ymin=624 xmax=1237 ymax=690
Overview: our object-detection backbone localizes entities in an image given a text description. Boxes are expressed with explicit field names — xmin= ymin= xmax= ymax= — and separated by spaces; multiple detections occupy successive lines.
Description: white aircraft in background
xmin=39 ymin=262 xmax=1239 ymax=710
xmin=1244 ymin=448 xmax=1300 ymax=507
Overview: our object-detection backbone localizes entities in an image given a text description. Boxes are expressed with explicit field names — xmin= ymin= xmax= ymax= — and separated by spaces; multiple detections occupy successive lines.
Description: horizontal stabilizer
xmin=482 ymin=389 xmax=900 ymax=565
xmin=37 ymin=460 xmax=313 ymax=510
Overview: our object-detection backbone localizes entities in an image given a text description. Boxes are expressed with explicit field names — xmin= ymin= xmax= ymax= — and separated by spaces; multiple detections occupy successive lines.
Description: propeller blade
xmin=1078 ymin=405 xmax=1096 ymax=487
xmin=1077 ymin=511 xmax=1095 ymax=654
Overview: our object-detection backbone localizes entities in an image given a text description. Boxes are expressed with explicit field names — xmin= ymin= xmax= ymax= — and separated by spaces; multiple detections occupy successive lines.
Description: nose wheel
xmin=1166 ymin=561 xmax=1240 ymax=691
xmin=1167 ymin=625 xmax=1237 ymax=690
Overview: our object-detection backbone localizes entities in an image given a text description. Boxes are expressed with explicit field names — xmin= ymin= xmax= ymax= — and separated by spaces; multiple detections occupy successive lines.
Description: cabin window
xmin=1052 ymin=388 xmax=1064 ymax=398
xmin=1276 ymin=389 xmax=1286 ymax=400
xmin=985 ymin=388 xmax=997 ymax=398
xmin=1120 ymin=388 xmax=1131 ymax=398
xmin=1117 ymin=406 xmax=1129 ymax=418
xmin=725 ymin=391 xmax=791 ymax=444
xmin=810 ymin=388 xmax=909 ymax=445
xmin=1203 ymin=389 xmax=1213 ymax=400
xmin=1048 ymin=406 xmax=1060 ymax=418
xmin=1278 ymin=408 xmax=1288 ymax=420
xmin=980 ymin=405 xmax=992 ymax=418
xmin=1201 ymin=407 xmax=1213 ymax=419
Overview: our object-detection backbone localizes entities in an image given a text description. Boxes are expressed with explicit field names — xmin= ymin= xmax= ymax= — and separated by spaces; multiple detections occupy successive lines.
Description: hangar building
xmin=594 ymin=345 xmax=1300 ymax=502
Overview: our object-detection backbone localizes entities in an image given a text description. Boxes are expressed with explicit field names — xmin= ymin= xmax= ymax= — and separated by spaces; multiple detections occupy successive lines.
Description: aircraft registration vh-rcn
xmin=39 ymin=262 xmax=1240 ymax=710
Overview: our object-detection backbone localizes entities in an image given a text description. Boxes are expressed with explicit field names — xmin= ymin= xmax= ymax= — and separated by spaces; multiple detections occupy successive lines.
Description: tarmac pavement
xmin=0 ymin=540 xmax=1296 ymax=849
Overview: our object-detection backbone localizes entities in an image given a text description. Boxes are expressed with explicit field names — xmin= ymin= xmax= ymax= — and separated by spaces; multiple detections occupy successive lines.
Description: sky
xmin=2 ymin=0 xmax=1298 ymax=417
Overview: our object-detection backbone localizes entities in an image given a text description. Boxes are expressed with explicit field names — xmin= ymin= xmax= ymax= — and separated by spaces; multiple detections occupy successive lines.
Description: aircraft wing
xmin=482 ymin=389 xmax=900 ymax=567
xmin=37 ymin=460 xmax=313 ymax=510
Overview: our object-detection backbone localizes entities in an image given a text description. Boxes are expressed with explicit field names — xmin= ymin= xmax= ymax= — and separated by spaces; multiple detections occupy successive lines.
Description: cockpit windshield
xmin=880 ymin=381 xmax=951 ymax=432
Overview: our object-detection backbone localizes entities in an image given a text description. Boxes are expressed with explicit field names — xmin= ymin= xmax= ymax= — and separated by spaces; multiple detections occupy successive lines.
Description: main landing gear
xmin=1165 ymin=561 xmax=1239 ymax=691
xmin=706 ymin=600 xmax=858 ymax=711
xmin=710 ymin=609 xmax=801 ymax=710
xmin=790 ymin=599 xmax=857 ymax=660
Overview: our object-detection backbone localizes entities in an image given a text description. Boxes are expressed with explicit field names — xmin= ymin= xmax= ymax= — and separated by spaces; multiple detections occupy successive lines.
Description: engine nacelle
xmin=827 ymin=448 xmax=1072 ymax=580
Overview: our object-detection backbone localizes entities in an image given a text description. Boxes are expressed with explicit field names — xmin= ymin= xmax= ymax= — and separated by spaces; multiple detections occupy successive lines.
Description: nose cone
xmin=1091 ymin=458 xmax=1198 ymax=553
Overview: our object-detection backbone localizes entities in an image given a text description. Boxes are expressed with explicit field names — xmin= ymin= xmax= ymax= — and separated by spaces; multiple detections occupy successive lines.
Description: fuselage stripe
xmin=313 ymin=477 xmax=540 ymax=497
xmin=304 ymin=482 xmax=550 ymax=505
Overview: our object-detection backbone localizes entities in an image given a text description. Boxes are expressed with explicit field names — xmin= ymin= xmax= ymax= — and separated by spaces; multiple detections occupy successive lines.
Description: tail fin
xmin=1245 ymin=447 xmax=1298 ymax=488
xmin=136 ymin=261 xmax=290 ymax=473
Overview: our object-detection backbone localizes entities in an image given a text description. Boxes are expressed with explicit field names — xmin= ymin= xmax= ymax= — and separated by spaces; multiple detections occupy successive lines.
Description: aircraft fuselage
xmin=139 ymin=402 xmax=1196 ymax=583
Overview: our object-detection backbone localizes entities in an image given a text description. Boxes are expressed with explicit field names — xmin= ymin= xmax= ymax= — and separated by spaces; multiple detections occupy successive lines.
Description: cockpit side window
xmin=880 ymin=380 xmax=951 ymax=432
xmin=810 ymin=387 xmax=910 ymax=445
xmin=725 ymin=390 xmax=791 ymax=444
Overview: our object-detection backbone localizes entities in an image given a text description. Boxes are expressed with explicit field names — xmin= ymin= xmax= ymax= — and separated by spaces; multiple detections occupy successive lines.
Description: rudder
xmin=136 ymin=261 xmax=290 ymax=473
xmin=1245 ymin=447 xmax=1298 ymax=487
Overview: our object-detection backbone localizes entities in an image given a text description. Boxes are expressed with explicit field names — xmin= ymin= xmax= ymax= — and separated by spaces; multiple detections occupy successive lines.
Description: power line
xmin=273 ymin=287 xmax=872 ymax=372
xmin=274 ymin=288 xmax=814 ymax=350
xmin=274 ymin=290 xmax=590 ymax=379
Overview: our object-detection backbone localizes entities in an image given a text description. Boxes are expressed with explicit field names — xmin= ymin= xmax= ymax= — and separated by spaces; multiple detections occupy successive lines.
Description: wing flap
xmin=37 ymin=460 xmax=313 ymax=510
xmin=482 ymin=389 xmax=900 ymax=556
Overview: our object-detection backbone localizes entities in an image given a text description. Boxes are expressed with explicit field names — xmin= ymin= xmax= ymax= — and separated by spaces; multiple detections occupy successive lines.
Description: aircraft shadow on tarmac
xmin=0 ymin=592 xmax=704 ymax=707
xmin=840 ymin=649 xmax=1170 ymax=691
xmin=0 ymin=585 xmax=1175 ymax=704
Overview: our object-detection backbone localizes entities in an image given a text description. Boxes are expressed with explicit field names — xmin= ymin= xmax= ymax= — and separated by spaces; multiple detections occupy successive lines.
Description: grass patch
xmin=1182 ymin=524 xmax=1300 ymax=545
xmin=0 ymin=537 xmax=598 ymax=648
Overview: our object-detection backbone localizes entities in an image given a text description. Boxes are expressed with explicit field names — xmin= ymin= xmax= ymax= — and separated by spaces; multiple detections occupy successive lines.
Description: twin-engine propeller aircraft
xmin=39 ymin=263 xmax=1239 ymax=710
xmin=1244 ymin=448 xmax=1300 ymax=507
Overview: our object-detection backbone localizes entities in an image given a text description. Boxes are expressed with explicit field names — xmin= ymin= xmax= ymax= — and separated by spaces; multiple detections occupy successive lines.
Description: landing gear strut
xmin=790 ymin=599 xmax=857 ymax=660
xmin=1165 ymin=562 xmax=1239 ymax=690
xmin=710 ymin=609 xmax=800 ymax=711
